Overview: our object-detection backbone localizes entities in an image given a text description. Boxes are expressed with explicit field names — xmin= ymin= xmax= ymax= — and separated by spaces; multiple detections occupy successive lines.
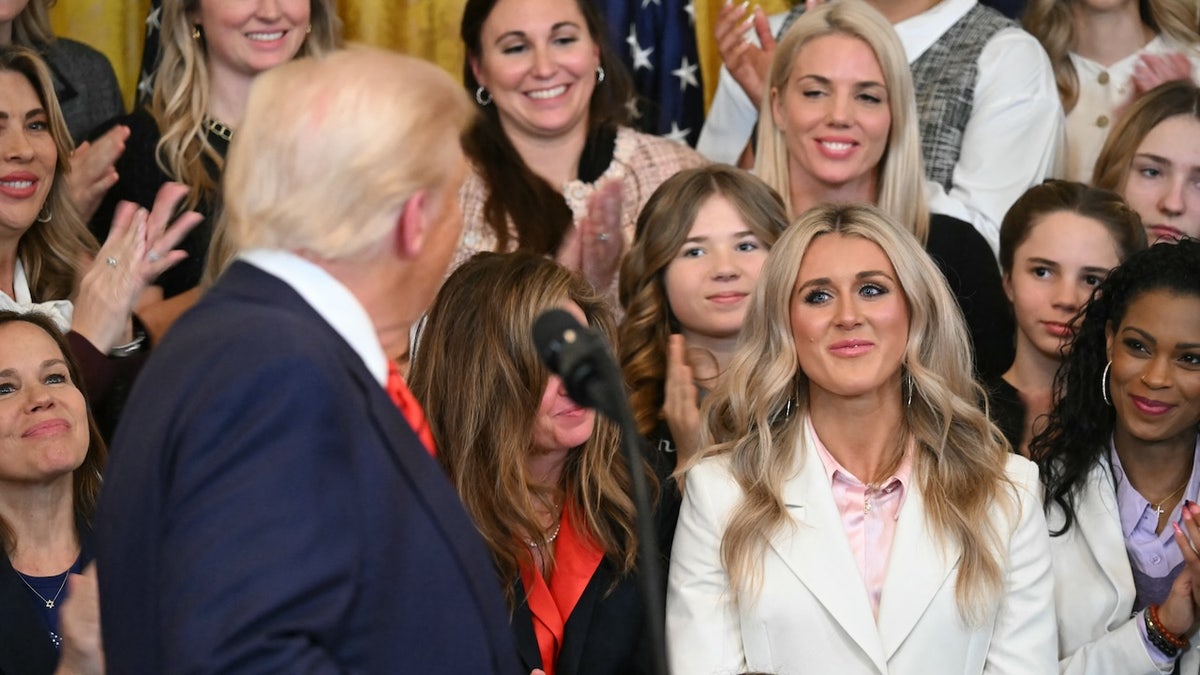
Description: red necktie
xmin=386 ymin=362 xmax=437 ymax=457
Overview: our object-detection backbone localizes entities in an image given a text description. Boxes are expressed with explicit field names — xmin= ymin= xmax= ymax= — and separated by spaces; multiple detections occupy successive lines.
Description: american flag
xmin=599 ymin=0 xmax=705 ymax=147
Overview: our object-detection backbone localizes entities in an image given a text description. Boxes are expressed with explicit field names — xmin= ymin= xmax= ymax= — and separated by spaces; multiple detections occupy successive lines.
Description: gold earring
xmin=306 ymin=24 xmax=312 ymax=34
xmin=192 ymin=25 xmax=201 ymax=39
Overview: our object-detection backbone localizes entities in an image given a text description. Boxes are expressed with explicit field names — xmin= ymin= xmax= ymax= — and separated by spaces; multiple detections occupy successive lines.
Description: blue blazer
xmin=95 ymin=262 xmax=521 ymax=674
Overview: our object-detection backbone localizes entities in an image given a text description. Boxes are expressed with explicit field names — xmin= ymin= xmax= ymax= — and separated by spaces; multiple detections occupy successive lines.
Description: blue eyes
xmin=803 ymin=284 xmax=887 ymax=305
xmin=0 ymin=372 xmax=68 ymax=396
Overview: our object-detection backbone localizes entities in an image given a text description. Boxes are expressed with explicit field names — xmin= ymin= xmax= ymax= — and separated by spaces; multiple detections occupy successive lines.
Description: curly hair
xmin=0 ymin=310 xmax=107 ymax=555
xmin=999 ymin=180 xmax=1147 ymax=275
xmin=618 ymin=166 xmax=788 ymax=437
xmin=151 ymin=0 xmax=342 ymax=213
xmin=704 ymin=203 xmax=1013 ymax=623
xmin=460 ymin=0 xmax=634 ymax=256
xmin=409 ymin=251 xmax=646 ymax=608
xmin=1022 ymin=0 xmax=1200 ymax=113
xmin=1033 ymin=239 xmax=1200 ymax=535
xmin=0 ymin=46 xmax=98 ymax=303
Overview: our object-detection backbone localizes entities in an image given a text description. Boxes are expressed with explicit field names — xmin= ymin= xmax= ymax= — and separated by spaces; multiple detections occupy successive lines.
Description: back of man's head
xmin=223 ymin=46 xmax=473 ymax=262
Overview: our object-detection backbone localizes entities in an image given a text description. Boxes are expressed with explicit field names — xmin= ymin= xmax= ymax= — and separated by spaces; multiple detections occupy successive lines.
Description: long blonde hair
xmin=703 ymin=203 xmax=1013 ymax=622
xmin=754 ymin=0 xmax=930 ymax=243
xmin=410 ymin=252 xmax=645 ymax=607
xmin=1023 ymin=0 xmax=1200 ymax=113
xmin=0 ymin=46 xmax=98 ymax=302
xmin=150 ymin=0 xmax=341 ymax=213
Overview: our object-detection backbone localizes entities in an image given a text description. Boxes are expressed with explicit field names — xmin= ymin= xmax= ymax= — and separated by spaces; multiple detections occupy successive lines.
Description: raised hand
xmin=54 ymin=565 xmax=104 ymax=675
xmin=1132 ymin=52 xmax=1194 ymax=98
xmin=71 ymin=182 xmax=203 ymax=352
xmin=663 ymin=334 xmax=703 ymax=467
xmin=715 ymin=1 xmax=775 ymax=104
xmin=64 ymin=125 xmax=128 ymax=223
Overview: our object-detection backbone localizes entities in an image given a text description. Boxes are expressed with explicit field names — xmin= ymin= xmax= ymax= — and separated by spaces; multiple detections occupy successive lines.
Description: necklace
xmin=1150 ymin=478 xmax=1190 ymax=517
xmin=526 ymin=522 xmax=561 ymax=548
xmin=15 ymin=568 xmax=70 ymax=609
xmin=206 ymin=118 xmax=233 ymax=141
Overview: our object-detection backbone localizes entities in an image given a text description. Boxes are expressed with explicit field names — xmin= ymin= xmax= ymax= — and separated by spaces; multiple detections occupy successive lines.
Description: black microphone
xmin=531 ymin=308 xmax=670 ymax=675
xmin=532 ymin=308 xmax=620 ymax=414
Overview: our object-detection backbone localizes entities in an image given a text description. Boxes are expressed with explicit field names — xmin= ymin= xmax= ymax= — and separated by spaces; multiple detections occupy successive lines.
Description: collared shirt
xmin=810 ymin=419 xmax=913 ymax=618
xmin=697 ymin=0 xmax=1063 ymax=254
xmin=1109 ymin=437 xmax=1200 ymax=669
xmin=239 ymin=249 xmax=389 ymax=387
xmin=1066 ymin=38 xmax=1200 ymax=183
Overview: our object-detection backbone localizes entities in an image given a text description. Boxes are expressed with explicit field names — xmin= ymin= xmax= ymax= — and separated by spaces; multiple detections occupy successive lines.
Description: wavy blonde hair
xmin=702 ymin=203 xmax=1013 ymax=622
xmin=410 ymin=252 xmax=645 ymax=607
xmin=618 ymin=166 xmax=788 ymax=437
xmin=0 ymin=46 xmax=98 ymax=302
xmin=1023 ymin=0 xmax=1200 ymax=113
xmin=754 ymin=0 xmax=930 ymax=243
xmin=1092 ymin=79 xmax=1200 ymax=192
xmin=151 ymin=0 xmax=342 ymax=213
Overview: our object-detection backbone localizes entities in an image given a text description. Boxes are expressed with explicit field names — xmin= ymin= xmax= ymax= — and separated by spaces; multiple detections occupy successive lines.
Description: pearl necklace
xmin=526 ymin=522 xmax=561 ymax=548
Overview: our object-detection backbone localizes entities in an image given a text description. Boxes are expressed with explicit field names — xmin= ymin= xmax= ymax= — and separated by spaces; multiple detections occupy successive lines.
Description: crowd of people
xmin=1 ymin=0 xmax=1199 ymax=673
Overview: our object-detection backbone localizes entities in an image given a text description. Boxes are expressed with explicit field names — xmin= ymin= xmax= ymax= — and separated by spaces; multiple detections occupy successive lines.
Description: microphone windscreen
xmin=531 ymin=308 xmax=582 ymax=373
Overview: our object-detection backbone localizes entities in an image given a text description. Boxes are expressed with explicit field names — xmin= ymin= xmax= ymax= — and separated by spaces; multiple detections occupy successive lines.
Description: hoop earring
xmin=1101 ymin=360 xmax=1112 ymax=406
xmin=192 ymin=25 xmax=201 ymax=40
xmin=596 ymin=65 xmax=605 ymax=83
xmin=36 ymin=206 xmax=51 ymax=223
xmin=475 ymin=86 xmax=492 ymax=106
xmin=306 ymin=24 xmax=312 ymax=35
xmin=904 ymin=371 xmax=914 ymax=407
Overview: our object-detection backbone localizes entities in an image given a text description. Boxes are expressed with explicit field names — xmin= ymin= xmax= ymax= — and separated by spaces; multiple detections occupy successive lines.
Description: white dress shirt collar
xmin=239 ymin=249 xmax=388 ymax=386
xmin=894 ymin=0 xmax=980 ymax=63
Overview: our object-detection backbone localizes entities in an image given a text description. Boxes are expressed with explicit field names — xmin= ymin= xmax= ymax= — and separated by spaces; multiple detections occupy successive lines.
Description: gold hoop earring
xmin=192 ymin=25 xmax=201 ymax=40
xmin=37 ymin=206 xmax=51 ymax=223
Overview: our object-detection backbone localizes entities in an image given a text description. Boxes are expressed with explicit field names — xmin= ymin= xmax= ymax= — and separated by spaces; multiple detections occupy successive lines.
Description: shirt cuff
xmin=1137 ymin=609 xmax=1181 ymax=672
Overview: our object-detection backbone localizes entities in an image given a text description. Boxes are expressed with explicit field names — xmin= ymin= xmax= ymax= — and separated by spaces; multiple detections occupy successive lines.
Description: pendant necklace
xmin=16 ymin=569 xmax=70 ymax=609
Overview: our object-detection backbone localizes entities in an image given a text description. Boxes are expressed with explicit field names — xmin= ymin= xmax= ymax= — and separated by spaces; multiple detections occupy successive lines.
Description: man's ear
xmin=394 ymin=190 xmax=429 ymax=259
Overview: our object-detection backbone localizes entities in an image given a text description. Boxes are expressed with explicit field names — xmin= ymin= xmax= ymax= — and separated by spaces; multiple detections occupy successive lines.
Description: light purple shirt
xmin=1110 ymin=437 xmax=1200 ymax=667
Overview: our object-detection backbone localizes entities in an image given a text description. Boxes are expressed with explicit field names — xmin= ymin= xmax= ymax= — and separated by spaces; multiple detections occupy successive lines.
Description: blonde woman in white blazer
xmin=1032 ymin=241 xmax=1200 ymax=675
xmin=666 ymin=204 xmax=1058 ymax=675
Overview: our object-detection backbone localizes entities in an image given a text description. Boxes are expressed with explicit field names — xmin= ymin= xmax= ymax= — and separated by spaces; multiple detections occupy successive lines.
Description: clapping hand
xmin=1132 ymin=52 xmax=1194 ymax=98
xmin=65 ymin=125 xmax=128 ymax=224
xmin=556 ymin=180 xmax=624 ymax=292
xmin=53 ymin=565 xmax=104 ymax=675
xmin=664 ymin=334 xmax=703 ymax=467
xmin=71 ymin=182 xmax=203 ymax=352
xmin=1158 ymin=501 xmax=1200 ymax=637
xmin=715 ymin=1 xmax=775 ymax=104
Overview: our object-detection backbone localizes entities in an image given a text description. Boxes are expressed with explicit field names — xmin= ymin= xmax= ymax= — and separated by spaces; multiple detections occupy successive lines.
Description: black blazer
xmin=512 ymin=556 xmax=653 ymax=675
xmin=95 ymin=262 xmax=521 ymax=673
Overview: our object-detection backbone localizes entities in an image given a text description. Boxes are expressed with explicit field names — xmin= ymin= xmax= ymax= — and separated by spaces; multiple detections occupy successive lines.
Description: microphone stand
xmin=581 ymin=365 xmax=670 ymax=675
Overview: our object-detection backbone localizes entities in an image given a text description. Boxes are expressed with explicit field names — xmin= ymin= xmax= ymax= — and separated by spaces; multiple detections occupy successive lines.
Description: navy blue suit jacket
xmin=95 ymin=262 xmax=521 ymax=674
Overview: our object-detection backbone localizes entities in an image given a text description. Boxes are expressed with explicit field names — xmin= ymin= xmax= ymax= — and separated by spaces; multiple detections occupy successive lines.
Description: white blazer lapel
xmin=1073 ymin=460 xmax=1136 ymax=628
xmin=767 ymin=429 xmax=888 ymax=673
xmin=876 ymin=479 xmax=960 ymax=660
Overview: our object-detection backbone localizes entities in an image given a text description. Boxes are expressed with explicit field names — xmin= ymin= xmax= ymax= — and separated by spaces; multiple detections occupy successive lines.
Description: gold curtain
xmin=49 ymin=0 xmax=789 ymax=112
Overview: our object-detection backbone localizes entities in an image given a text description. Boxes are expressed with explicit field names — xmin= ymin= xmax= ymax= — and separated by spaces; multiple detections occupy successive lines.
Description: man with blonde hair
xmin=94 ymin=47 xmax=520 ymax=673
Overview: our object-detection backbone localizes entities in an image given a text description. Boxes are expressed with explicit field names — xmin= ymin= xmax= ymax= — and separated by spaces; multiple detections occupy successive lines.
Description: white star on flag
xmin=672 ymin=56 xmax=699 ymax=92
xmin=663 ymin=122 xmax=691 ymax=144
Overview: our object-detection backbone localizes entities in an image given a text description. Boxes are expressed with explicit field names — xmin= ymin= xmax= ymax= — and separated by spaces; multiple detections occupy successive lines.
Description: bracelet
xmin=108 ymin=326 xmax=147 ymax=358
xmin=1146 ymin=604 xmax=1190 ymax=656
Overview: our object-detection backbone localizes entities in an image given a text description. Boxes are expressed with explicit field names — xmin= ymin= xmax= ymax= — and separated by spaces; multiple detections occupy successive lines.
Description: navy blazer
xmin=95 ymin=262 xmax=521 ymax=674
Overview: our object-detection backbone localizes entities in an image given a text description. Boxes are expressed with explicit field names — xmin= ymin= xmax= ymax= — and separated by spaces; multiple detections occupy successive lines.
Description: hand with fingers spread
xmin=715 ymin=1 xmax=775 ymax=104
xmin=54 ymin=565 xmax=105 ymax=675
xmin=64 ymin=125 xmax=128 ymax=224
xmin=663 ymin=334 xmax=703 ymax=467
xmin=71 ymin=182 xmax=203 ymax=353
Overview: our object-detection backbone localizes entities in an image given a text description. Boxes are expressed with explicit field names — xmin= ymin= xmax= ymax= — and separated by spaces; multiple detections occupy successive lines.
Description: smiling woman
xmin=0 ymin=310 xmax=106 ymax=675
xmin=456 ymin=0 xmax=706 ymax=302
xmin=1034 ymin=239 xmax=1200 ymax=673
xmin=667 ymin=203 xmax=1056 ymax=674
xmin=410 ymin=251 xmax=656 ymax=675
